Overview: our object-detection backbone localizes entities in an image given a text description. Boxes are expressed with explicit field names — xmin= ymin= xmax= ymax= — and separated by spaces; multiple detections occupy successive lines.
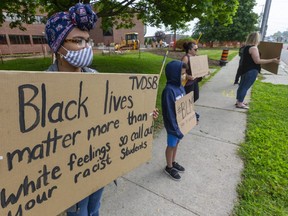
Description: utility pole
xmin=260 ymin=0 xmax=272 ymax=41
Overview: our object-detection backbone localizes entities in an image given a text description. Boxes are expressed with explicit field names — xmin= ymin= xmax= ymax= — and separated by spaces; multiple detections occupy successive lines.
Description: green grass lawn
xmin=199 ymin=48 xmax=238 ymax=61
xmin=233 ymin=81 xmax=288 ymax=216
xmin=0 ymin=57 xmax=52 ymax=71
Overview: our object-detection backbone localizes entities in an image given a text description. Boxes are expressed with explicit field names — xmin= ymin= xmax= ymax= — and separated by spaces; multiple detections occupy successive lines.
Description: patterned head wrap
xmin=45 ymin=3 xmax=97 ymax=53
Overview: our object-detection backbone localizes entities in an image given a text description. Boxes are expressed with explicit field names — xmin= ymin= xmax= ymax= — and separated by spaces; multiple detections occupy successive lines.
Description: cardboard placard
xmin=175 ymin=92 xmax=196 ymax=135
xmin=258 ymin=41 xmax=283 ymax=74
xmin=189 ymin=55 xmax=209 ymax=78
xmin=0 ymin=71 xmax=159 ymax=216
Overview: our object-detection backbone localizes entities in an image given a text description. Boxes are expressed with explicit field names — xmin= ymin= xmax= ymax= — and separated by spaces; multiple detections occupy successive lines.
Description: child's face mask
xmin=181 ymin=69 xmax=187 ymax=86
xmin=181 ymin=74 xmax=186 ymax=82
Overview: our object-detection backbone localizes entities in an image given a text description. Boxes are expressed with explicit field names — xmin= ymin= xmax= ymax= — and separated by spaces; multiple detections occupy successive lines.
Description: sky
xmin=255 ymin=0 xmax=288 ymax=36
xmin=146 ymin=0 xmax=288 ymax=37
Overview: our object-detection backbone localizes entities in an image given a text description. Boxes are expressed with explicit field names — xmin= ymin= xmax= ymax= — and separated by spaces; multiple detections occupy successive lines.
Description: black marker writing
xmin=7 ymin=129 xmax=81 ymax=171
xmin=120 ymin=141 xmax=147 ymax=160
xmin=18 ymin=81 xmax=88 ymax=133
xmin=127 ymin=111 xmax=147 ymax=125
xmin=103 ymin=80 xmax=133 ymax=114
xmin=129 ymin=76 xmax=158 ymax=90
xmin=1 ymin=165 xmax=61 ymax=210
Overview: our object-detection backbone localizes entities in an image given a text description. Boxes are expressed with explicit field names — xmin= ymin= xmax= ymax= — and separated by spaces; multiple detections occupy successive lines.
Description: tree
xmin=0 ymin=0 xmax=40 ymax=30
xmin=1 ymin=0 xmax=239 ymax=33
xmin=271 ymin=31 xmax=288 ymax=42
xmin=154 ymin=30 xmax=165 ymax=42
xmin=142 ymin=0 xmax=239 ymax=50
xmin=192 ymin=0 xmax=258 ymax=45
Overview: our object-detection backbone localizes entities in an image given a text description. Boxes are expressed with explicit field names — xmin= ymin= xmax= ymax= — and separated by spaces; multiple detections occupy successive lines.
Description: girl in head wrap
xmin=45 ymin=3 xmax=104 ymax=216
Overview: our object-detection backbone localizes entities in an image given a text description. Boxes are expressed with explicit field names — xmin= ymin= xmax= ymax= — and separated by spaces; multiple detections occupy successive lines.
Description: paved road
xmin=281 ymin=48 xmax=288 ymax=65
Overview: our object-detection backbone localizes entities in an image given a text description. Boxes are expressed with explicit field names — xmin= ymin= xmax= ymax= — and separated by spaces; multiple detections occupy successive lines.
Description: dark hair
xmin=183 ymin=41 xmax=196 ymax=53
xmin=182 ymin=62 xmax=188 ymax=69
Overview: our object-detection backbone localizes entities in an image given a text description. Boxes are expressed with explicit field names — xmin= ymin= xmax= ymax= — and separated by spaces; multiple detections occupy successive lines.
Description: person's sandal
xmin=235 ymin=104 xmax=249 ymax=109
xmin=235 ymin=102 xmax=248 ymax=106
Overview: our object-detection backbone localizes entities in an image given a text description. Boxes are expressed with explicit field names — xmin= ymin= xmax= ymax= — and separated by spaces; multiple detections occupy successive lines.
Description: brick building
xmin=90 ymin=17 xmax=145 ymax=47
xmin=0 ymin=14 xmax=145 ymax=55
xmin=0 ymin=14 xmax=48 ymax=55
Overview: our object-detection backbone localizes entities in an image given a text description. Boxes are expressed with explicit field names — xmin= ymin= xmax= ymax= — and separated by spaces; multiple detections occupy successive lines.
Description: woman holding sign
xmin=45 ymin=3 xmax=104 ymax=216
xmin=235 ymin=32 xmax=280 ymax=109
xmin=181 ymin=41 xmax=202 ymax=123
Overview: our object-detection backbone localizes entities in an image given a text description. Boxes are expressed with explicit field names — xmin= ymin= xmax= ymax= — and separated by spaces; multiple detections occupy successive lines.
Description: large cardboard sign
xmin=189 ymin=55 xmax=209 ymax=78
xmin=258 ymin=41 xmax=283 ymax=74
xmin=0 ymin=71 xmax=159 ymax=216
xmin=175 ymin=92 xmax=196 ymax=135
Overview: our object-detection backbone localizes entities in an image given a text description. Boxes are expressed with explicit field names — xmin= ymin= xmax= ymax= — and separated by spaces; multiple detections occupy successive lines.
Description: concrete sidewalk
xmin=100 ymin=56 xmax=287 ymax=216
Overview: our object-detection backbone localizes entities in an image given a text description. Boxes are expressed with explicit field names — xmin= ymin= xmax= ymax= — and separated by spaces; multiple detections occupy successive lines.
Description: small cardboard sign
xmin=0 ymin=71 xmax=159 ymax=216
xmin=189 ymin=55 xmax=209 ymax=78
xmin=175 ymin=92 xmax=197 ymax=135
xmin=258 ymin=41 xmax=283 ymax=74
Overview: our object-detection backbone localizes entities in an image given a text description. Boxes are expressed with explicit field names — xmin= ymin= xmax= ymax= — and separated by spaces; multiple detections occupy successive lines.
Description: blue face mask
xmin=61 ymin=45 xmax=93 ymax=68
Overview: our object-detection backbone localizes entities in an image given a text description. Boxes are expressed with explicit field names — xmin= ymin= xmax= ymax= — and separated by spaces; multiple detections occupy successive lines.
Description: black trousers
xmin=234 ymin=64 xmax=242 ymax=84
xmin=184 ymin=81 xmax=199 ymax=102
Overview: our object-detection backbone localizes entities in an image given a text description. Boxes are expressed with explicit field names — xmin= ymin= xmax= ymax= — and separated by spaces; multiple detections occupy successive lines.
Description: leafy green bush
xmin=175 ymin=37 xmax=195 ymax=50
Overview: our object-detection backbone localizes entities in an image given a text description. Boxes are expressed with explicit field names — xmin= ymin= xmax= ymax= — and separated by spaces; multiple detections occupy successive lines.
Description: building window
xmin=9 ymin=35 xmax=31 ymax=44
xmin=103 ymin=28 xmax=113 ymax=36
xmin=0 ymin=35 xmax=8 ymax=44
xmin=32 ymin=35 xmax=47 ymax=44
